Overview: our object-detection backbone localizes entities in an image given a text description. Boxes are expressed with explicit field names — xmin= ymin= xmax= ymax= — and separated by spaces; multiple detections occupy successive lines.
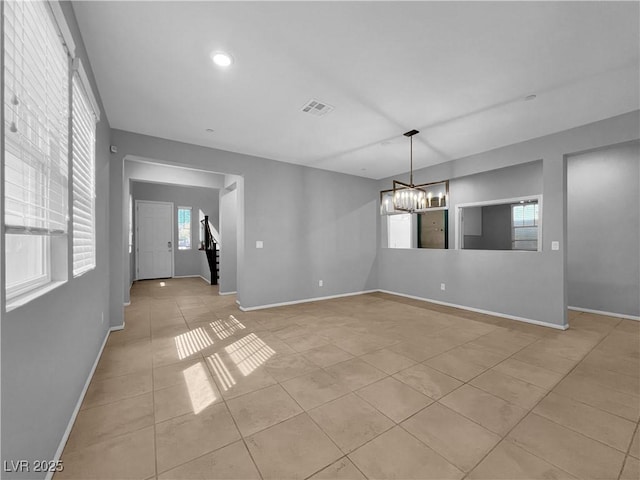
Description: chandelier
xmin=380 ymin=129 xmax=449 ymax=215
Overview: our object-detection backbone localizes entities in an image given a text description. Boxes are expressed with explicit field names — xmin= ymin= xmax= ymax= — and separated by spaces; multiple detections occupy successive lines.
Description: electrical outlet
xmin=440 ymin=283 xmax=446 ymax=291
xmin=319 ymin=280 xmax=323 ymax=287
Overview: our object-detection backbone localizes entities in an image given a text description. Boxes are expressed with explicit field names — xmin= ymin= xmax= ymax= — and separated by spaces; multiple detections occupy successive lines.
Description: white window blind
xmin=512 ymin=203 xmax=539 ymax=251
xmin=4 ymin=0 xmax=70 ymax=235
xmin=72 ymin=71 xmax=97 ymax=276
xmin=4 ymin=0 xmax=71 ymax=300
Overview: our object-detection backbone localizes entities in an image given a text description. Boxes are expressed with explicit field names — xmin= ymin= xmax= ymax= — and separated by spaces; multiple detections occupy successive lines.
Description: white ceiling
xmin=72 ymin=1 xmax=639 ymax=179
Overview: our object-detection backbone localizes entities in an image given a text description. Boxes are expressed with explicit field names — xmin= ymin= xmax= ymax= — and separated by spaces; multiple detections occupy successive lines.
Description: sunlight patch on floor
xmin=225 ymin=333 xmax=276 ymax=376
xmin=210 ymin=315 xmax=246 ymax=340
xmin=206 ymin=353 xmax=236 ymax=391
xmin=174 ymin=327 xmax=214 ymax=360
xmin=182 ymin=362 xmax=217 ymax=414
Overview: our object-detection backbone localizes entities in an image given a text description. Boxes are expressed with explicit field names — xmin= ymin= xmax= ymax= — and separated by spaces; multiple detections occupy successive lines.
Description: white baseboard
xmin=568 ymin=306 xmax=639 ymax=321
xmin=377 ymin=289 xmax=569 ymax=330
xmin=125 ymin=280 xmax=133 ymax=306
xmin=47 ymin=324 xmax=122 ymax=480
xmin=171 ymin=274 xmax=217 ymax=284
xmin=135 ymin=275 xmax=213 ymax=284
xmin=219 ymin=290 xmax=236 ymax=296
xmin=238 ymin=290 xmax=378 ymax=312
xmin=233 ymin=287 xmax=569 ymax=330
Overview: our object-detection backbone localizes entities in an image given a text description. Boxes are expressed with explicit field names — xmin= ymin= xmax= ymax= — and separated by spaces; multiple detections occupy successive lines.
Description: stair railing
xmin=200 ymin=215 xmax=218 ymax=285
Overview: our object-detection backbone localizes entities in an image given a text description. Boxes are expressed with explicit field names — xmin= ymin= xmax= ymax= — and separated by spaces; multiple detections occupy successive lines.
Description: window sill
xmin=74 ymin=265 xmax=96 ymax=278
xmin=5 ymin=280 xmax=67 ymax=312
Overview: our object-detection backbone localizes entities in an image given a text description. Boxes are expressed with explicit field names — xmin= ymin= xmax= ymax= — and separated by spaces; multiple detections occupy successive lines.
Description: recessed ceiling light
xmin=211 ymin=51 xmax=233 ymax=68
xmin=524 ymin=94 xmax=537 ymax=101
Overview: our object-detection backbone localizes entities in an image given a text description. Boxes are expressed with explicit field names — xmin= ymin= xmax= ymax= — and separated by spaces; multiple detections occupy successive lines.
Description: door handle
xmin=168 ymin=241 xmax=172 ymax=251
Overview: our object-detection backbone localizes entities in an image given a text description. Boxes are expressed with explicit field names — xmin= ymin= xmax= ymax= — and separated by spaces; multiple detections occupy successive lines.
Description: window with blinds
xmin=4 ymin=0 xmax=70 ymax=297
xmin=512 ymin=202 xmax=539 ymax=251
xmin=72 ymin=70 xmax=97 ymax=276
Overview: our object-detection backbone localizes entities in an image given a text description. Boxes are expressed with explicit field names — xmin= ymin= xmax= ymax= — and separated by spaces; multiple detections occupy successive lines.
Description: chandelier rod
xmin=403 ymin=129 xmax=419 ymax=187
xmin=410 ymin=134 xmax=413 ymax=186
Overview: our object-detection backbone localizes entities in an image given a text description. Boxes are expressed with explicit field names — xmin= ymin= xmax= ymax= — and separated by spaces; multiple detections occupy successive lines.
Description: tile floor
xmin=57 ymin=278 xmax=640 ymax=479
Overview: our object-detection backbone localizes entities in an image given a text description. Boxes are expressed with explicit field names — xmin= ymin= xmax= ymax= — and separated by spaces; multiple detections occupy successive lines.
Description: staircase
xmin=200 ymin=215 xmax=219 ymax=285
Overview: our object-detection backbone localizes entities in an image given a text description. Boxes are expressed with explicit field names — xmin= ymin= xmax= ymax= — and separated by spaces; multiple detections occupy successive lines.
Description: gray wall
xmin=448 ymin=161 xmax=543 ymax=245
xmin=131 ymin=181 xmax=219 ymax=279
xmin=464 ymin=204 xmax=514 ymax=250
xmin=1 ymin=3 xmax=112 ymax=476
xmin=219 ymin=179 xmax=239 ymax=293
xmin=378 ymin=112 xmax=639 ymax=328
xmin=567 ymin=141 xmax=640 ymax=317
xmin=455 ymin=161 xmax=542 ymax=250
xmin=110 ymin=129 xmax=380 ymax=324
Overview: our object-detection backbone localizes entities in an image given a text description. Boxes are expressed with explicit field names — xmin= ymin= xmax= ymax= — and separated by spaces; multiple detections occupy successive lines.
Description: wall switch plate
xmin=319 ymin=280 xmax=323 ymax=287
xmin=551 ymin=241 xmax=559 ymax=251
xmin=440 ymin=283 xmax=446 ymax=291
xmin=256 ymin=241 xmax=263 ymax=249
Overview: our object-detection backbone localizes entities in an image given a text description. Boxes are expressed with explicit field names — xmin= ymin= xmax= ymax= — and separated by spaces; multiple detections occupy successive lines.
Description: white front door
xmin=136 ymin=201 xmax=173 ymax=280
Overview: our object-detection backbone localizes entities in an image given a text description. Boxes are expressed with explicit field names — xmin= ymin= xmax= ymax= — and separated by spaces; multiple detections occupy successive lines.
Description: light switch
xmin=551 ymin=241 xmax=559 ymax=251
xmin=256 ymin=240 xmax=263 ymax=249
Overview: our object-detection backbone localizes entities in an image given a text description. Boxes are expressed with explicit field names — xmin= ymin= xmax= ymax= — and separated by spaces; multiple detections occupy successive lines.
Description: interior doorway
xmin=566 ymin=140 xmax=640 ymax=319
xmin=135 ymin=200 xmax=174 ymax=280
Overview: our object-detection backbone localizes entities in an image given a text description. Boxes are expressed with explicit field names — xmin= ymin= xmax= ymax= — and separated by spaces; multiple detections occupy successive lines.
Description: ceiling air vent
xmin=301 ymin=99 xmax=334 ymax=117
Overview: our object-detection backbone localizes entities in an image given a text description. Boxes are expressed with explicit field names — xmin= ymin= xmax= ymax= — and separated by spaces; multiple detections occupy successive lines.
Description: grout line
xmin=76 ymin=388 xmax=153 ymax=413
xmin=302 ymin=455 xmax=369 ymax=480
xmin=209 ymin=370 xmax=265 ymax=480
xmin=617 ymin=420 xmax=640 ymax=480
xmin=360 ymin=317 xmax=581 ymax=473
xmin=278 ymin=392 xmax=351 ymax=460
xmin=151 ymin=332 xmax=159 ymax=479
xmin=458 ymin=323 xmax=630 ymax=479
xmin=207 ymin=338 xmax=393 ymax=477
xmin=542 ymin=387 xmax=639 ymax=424
xmin=154 ymin=299 xmax=185 ymax=477
xmin=149 ymin=301 xmax=252 ymax=478
xmin=196 ymin=333 xmax=265 ymax=479
xmin=86 ymin=283 xmax=633 ymax=480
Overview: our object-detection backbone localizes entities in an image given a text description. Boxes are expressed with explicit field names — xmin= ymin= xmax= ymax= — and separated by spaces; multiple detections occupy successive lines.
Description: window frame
xmin=71 ymin=58 xmax=100 ymax=277
xmin=2 ymin=1 xmax=101 ymax=309
xmin=4 ymin=235 xmax=51 ymax=298
xmin=198 ymin=209 xmax=205 ymax=249
xmin=3 ymin=0 xmax=73 ymax=306
xmin=511 ymin=202 xmax=540 ymax=251
xmin=177 ymin=206 xmax=192 ymax=250
xmin=455 ymin=194 xmax=543 ymax=251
